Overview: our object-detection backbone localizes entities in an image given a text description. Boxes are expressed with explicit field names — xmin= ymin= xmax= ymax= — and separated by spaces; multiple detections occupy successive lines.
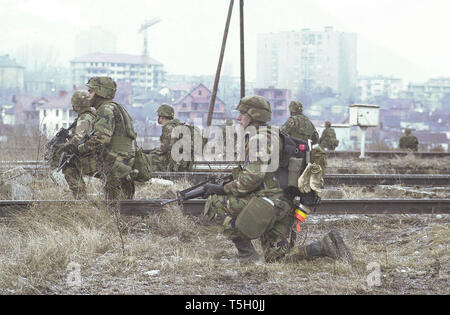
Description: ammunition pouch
xmin=288 ymin=157 xmax=304 ymax=188
xmin=235 ymin=196 xmax=278 ymax=239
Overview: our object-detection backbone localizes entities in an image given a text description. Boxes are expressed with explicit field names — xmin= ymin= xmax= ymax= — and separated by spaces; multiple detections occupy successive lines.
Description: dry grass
xmin=0 ymin=190 xmax=448 ymax=294
xmin=328 ymin=155 xmax=450 ymax=174
xmin=0 ymin=150 xmax=449 ymax=294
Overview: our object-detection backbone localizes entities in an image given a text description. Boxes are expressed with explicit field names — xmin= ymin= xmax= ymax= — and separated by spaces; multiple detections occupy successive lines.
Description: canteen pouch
xmin=235 ymin=196 xmax=278 ymax=239
xmin=288 ymin=157 xmax=303 ymax=188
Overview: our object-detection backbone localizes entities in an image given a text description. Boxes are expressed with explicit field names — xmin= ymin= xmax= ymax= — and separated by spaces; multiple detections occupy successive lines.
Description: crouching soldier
xmin=399 ymin=128 xmax=419 ymax=151
xmin=202 ymin=95 xmax=352 ymax=264
xmin=71 ymin=76 xmax=137 ymax=200
xmin=319 ymin=121 xmax=339 ymax=151
xmin=149 ymin=104 xmax=194 ymax=172
xmin=61 ymin=90 xmax=98 ymax=199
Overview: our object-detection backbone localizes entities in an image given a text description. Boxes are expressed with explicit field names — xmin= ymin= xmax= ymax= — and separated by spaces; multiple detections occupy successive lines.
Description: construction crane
xmin=139 ymin=17 xmax=162 ymax=59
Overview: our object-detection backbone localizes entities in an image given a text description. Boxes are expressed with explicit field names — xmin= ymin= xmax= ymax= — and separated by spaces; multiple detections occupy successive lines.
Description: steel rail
xmin=2 ymin=150 xmax=450 ymax=159
xmin=1 ymin=165 xmax=449 ymax=186
xmin=152 ymin=172 xmax=450 ymax=186
xmin=0 ymin=199 xmax=449 ymax=217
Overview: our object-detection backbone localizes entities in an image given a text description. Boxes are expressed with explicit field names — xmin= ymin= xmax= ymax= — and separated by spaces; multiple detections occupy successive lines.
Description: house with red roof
xmin=12 ymin=95 xmax=46 ymax=127
xmin=172 ymin=83 xmax=226 ymax=127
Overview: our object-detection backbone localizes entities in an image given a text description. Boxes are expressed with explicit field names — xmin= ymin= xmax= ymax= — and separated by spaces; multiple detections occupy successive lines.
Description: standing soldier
xmin=280 ymin=101 xmax=319 ymax=145
xmin=150 ymin=104 xmax=193 ymax=171
xmin=399 ymin=128 xmax=419 ymax=151
xmin=281 ymin=100 xmax=326 ymax=197
xmin=202 ymin=95 xmax=352 ymax=264
xmin=319 ymin=121 xmax=339 ymax=151
xmin=71 ymin=77 xmax=137 ymax=200
xmin=61 ymin=90 xmax=97 ymax=199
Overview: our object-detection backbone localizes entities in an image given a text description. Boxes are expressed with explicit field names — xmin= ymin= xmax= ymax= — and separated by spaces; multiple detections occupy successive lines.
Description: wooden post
xmin=240 ymin=0 xmax=245 ymax=98
xmin=206 ymin=0 xmax=234 ymax=129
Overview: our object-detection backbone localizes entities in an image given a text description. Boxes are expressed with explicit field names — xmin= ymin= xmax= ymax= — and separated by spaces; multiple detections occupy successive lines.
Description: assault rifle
xmin=161 ymin=174 xmax=233 ymax=206
xmin=56 ymin=130 xmax=94 ymax=172
xmin=44 ymin=120 xmax=77 ymax=162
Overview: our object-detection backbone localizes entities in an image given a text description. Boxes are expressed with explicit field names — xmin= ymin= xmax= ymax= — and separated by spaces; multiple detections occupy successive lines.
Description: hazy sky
xmin=1 ymin=0 xmax=449 ymax=84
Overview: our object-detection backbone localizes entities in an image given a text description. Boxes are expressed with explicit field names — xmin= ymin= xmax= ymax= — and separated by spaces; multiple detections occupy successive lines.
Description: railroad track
xmin=0 ymin=199 xmax=449 ymax=217
xmin=152 ymin=172 xmax=450 ymax=186
xmin=1 ymin=164 xmax=450 ymax=186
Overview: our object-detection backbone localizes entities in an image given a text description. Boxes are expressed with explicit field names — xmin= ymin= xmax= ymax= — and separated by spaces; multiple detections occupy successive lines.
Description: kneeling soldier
xmin=202 ymin=95 xmax=352 ymax=264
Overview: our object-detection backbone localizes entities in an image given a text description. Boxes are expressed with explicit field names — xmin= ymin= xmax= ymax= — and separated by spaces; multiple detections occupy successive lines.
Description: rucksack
xmin=275 ymin=131 xmax=320 ymax=205
xmin=133 ymin=141 xmax=153 ymax=182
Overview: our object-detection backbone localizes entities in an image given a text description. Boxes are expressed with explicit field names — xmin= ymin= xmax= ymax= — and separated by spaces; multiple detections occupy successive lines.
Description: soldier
xmin=280 ymin=101 xmax=319 ymax=145
xmin=61 ymin=90 xmax=97 ymax=199
xmin=319 ymin=121 xmax=339 ymax=151
xmin=202 ymin=95 xmax=352 ymax=264
xmin=71 ymin=76 xmax=137 ymax=200
xmin=399 ymin=128 xmax=419 ymax=151
xmin=281 ymin=100 xmax=327 ymax=194
xmin=150 ymin=104 xmax=193 ymax=172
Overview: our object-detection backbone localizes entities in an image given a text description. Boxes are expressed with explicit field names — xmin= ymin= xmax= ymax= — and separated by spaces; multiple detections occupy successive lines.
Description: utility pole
xmin=240 ymin=0 xmax=245 ymax=98
xmin=206 ymin=0 xmax=234 ymax=130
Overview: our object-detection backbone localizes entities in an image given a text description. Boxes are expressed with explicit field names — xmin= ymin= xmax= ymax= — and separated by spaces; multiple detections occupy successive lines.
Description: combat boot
xmin=290 ymin=229 xmax=353 ymax=264
xmin=232 ymin=238 xmax=262 ymax=265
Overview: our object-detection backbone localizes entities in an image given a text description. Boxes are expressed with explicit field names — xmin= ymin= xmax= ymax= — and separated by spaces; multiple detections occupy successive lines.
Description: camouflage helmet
xmin=325 ymin=121 xmax=332 ymax=128
xmin=86 ymin=76 xmax=116 ymax=99
xmin=289 ymin=101 xmax=303 ymax=114
xmin=405 ymin=128 xmax=412 ymax=134
xmin=226 ymin=118 xmax=233 ymax=126
xmin=157 ymin=104 xmax=174 ymax=119
xmin=235 ymin=95 xmax=271 ymax=123
xmin=71 ymin=90 xmax=90 ymax=109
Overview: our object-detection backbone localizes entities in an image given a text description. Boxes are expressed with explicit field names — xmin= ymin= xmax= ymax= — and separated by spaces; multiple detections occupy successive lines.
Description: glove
xmin=202 ymin=183 xmax=226 ymax=198
xmin=64 ymin=143 xmax=79 ymax=155
xmin=77 ymin=143 xmax=87 ymax=155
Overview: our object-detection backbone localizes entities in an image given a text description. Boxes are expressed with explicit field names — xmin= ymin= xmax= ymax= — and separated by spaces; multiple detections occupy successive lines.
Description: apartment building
xmin=256 ymin=27 xmax=357 ymax=98
xmin=357 ymin=75 xmax=403 ymax=101
xmin=406 ymin=77 xmax=450 ymax=110
xmin=71 ymin=52 xmax=165 ymax=92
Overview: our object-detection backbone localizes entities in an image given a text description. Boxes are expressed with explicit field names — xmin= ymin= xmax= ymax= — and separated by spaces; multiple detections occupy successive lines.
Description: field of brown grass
xmin=0 ymin=176 xmax=448 ymax=295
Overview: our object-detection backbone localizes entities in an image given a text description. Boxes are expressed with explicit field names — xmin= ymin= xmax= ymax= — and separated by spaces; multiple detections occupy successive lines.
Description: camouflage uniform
xmin=399 ymin=128 xmax=419 ymax=151
xmin=150 ymin=104 xmax=193 ymax=172
xmin=204 ymin=96 xmax=352 ymax=264
xmin=204 ymin=95 xmax=296 ymax=263
xmin=62 ymin=91 xmax=97 ymax=198
xmin=78 ymin=77 xmax=137 ymax=200
xmin=280 ymin=101 xmax=319 ymax=145
xmin=319 ymin=121 xmax=339 ymax=150
xmin=281 ymin=101 xmax=326 ymax=184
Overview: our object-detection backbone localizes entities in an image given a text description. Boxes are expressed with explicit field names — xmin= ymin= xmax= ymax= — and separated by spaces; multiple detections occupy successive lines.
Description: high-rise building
xmin=256 ymin=27 xmax=357 ymax=98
